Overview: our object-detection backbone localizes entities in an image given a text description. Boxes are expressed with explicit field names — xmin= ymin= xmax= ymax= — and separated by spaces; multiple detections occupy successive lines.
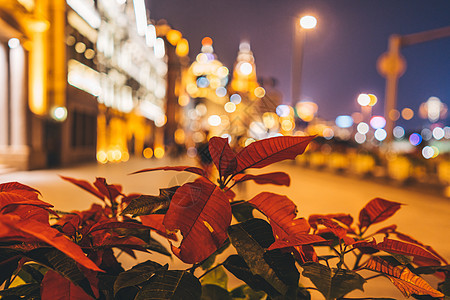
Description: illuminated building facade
xmin=0 ymin=0 xmax=171 ymax=169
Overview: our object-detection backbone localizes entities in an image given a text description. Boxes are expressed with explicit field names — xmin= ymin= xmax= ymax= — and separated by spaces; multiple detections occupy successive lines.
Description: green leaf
xmin=438 ymin=277 xmax=450 ymax=296
xmin=301 ymin=262 xmax=332 ymax=299
xmin=302 ymin=262 xmax=365 ymax=299
xmin=200 ymin=265 xmax=228 ymax=290
xmin=201 ymin=284 xmax=231 ymax=300
xmin=223 ymin=255 xmax=280 ymax=298
xmin=0 ymin=282 xmax=40 ymax=298
xmin=231 ymin=201 xmax=255 ymax=222
xmin=330 ymin=268 xmax=366 ymax=298
xmin=230 ymin=284 xmax=266 ymax=299
xmin=18 ymin=263 xmax=47 ymax=283
xmin=263 ymin=249 xmax=299 ymax=287
xmin=114 ymin=260 xmax=167 ymax=295
xmin=228 ymin=219 xmax=287 ymax=296
xmin=135 ymin=270 xmax=201 ymax=299
xmin=26 ymin=248 xmax=96 ymax=298
xmin=121 ymin=186 xmax=179 ymax=216
xmin=0 ymin=249 xmax=21 ymax=286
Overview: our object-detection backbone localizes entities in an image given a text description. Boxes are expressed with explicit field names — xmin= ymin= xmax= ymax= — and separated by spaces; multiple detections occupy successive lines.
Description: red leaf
xmin=393 ymin=231 xmax=448 ymax=265
xmin=235 ymin=135 xmax=315 ymax=173
xmin=268 ymin=234 xmax=327 ymax=250
xmin=312 ymin=217 xmax=355 ymax=245
xmin=248 ymin=192 xmax=310 ymax=239
xmin=60 ymin=176 xmax=105 ymax=201
xmin=208 ymin=137 xmax=237 ymax=178
xmin=130 ymin=166 xmax=206 ymax=177
xmin=93 ymin=178 xmax=123 ymax=202
xmin=233 ymin=172 xmax=291 ymax=187
xmin=377 ymin=238 xmax=442 ymax=265
xmin=163 ymin=178 xmax=231 ymax=263
xmin=0 ymin=182 xmax=41 ymax=199
xmin=0 ymin=215 xmax=102 ymax=272
xmin=140 ymin=214 xmax=178 ymax=241
xmin=309 ymin=213 xmax=354 ymax=229
xmin=358 ymin=198 xmax=402 ymax=230
xmin=0 ymin=191 xmax=54 ymax=224
xmin=364 ymin=256 xmax=444 ymax=298
xmin=41 ymin=270 xmax=98 ymax=300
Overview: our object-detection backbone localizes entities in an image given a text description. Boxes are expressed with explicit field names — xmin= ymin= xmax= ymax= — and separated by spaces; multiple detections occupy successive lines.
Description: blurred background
xmin=0 ymin=0 xmax=449 ymax=197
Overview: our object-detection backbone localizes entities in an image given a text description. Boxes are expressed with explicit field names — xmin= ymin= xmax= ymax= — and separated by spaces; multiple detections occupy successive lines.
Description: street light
xmin=291 ymin=15 xmax=317 ymax=107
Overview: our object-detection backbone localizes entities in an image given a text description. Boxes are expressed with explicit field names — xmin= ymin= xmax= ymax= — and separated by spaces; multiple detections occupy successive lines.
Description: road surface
xmin=1 ymin=157 xmax=448 ymax=298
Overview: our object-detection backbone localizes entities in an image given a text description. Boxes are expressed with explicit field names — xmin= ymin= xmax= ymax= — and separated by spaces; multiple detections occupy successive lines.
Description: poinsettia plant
xmin=0 ymin=135 xmax=448 ymax=299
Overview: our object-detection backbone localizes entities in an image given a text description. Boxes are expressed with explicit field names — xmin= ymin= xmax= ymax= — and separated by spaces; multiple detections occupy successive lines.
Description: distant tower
xmin=230 ymin=41 xmax=259 ymax=96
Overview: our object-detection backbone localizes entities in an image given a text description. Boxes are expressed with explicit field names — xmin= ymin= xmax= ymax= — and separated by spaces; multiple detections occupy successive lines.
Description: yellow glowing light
xmin=254 ymin=87 xmax=266 ymax=98
xmin=178 ymin=94 xmax=190 ymax=106
xmin=84 ymin=49 xmax=95 ymax=59
xmin=224 ymin=102 xmax=236 ymax=113
xmin=166 ymin=29 xmax=182 ymax=46
xmin=186 ymin=83 xmax=199 ymax=95
xmin=174 ymin=129 xmax=186 ymax=144
xmin=143 ymin=147 xmax=153 ymax=158
xmin=368 ymin=94 xmax=378 ymax=106
xmin=217 ymin=66 xmax=229 ymax=78
xmin=96 ymin=151 xmax=108 ymax=164
xmin=401 ymin=108 xmax=414 ymax=120
xmin=296 ymin=101 xmax=318 ymax=122
xmin=263 ymin=112 xmax=278 ymax=129
xmin=175 ymin=38 xmax=189 ymax=57
xmin=431 ymin=146 xmax=439 ymax=158
xmin=192 ymin=131 xmax=206 ymax=143
xmin=281 ymin=119 xmax=294 ymax=131
xmin=75 ymin=42 xmax=86 ymax=53
xmin=154 ymin=147 xmax=165 ymax=159
xmin=196 ymin=53 xmax=208 ymax=63
xmin=107 ymin=150 xmax=115 ymax=162
xmin=121 ymin=152 xmax=130 ymax=162
xmin=300 ymin=15 xmax=317 ymax=29
xmin=389 ymin=109 xmax=400 ymax=121
xmin=244 ymin=138 xmax=256 ymax=147
xmin=202 ymin=37 xmax=213 ymax=46
xmin=155 ymin=115 xmax=167 ymax=127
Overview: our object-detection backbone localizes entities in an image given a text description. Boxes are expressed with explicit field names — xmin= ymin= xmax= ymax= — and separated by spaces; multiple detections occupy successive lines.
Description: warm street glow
xmin=300 ymin=15 xmax=317 ymax=29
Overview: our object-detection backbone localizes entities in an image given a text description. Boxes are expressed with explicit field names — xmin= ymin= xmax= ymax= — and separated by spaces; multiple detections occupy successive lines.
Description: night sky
xmin=148 ymin=0 xmax=450 ymax=130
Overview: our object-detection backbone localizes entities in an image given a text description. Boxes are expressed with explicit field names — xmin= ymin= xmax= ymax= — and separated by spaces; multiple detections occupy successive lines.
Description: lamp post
xmin=291 ymin=15 xmax=317 ymax=107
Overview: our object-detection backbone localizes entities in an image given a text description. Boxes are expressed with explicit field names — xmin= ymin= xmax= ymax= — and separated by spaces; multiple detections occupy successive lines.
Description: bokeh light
xmin=215 ymin=87 xmax=227 ymax=97
xmin=208 ymin=115 xmax=221 ymax=126
xmin=335 ymin=115 xmax=353 ymax=128
xmin=370 ymin=116 xmax=386 ymax=129
xmin=8 ymin=38 xmax=20 ymax=49
xmin=355 ymin=132 xmax=366 ymax=144
xmin=368 ymin=94 xmax=377 ymax=106
xmin=300 ymin=15 xmax=317 ymax=29
xmin=143 ymin=147 xmax=153 ymax=158
xmin=196 ymin=77 xmax=209 ymax=88
xmin=154 ymin=147 xmax=165 ymax=159
xmin=393 ymin=126 xmax=405 ymax=139
xmin=409 ymin=133 xmax=422 ymax=146
xmin=432 ymin=127 xmax=444 ymax=140
xmin=388 ymin=109 xmax=400 ymax=121
xmin=357 ymin=122 xmax=369 ymax=134
xmin=421 ymin=128 xmax=432 ymax=141
xmin=323 ymin=128 xmax=334 ymax=140
xmin=224 ymin=102 xmax=236 ymax=113
xmin=230 ymin=94 xmax=242 ymax=104
xmin=254 ymin=87 xmax=266 ymax=98
xmin=374 ymin=128 xmax=387 ymax=141
xmin=401 ymin=108 xmax=414 ymax=120
xmin=357 ymin=93 xmax=370 ymax=106
xmin=422 ymin=146 xmax=434 ymax=159
xmin=276 ymin=105 xmax=291 ymax=117
xmin=239 ymin=62 xmax=253 ymax=75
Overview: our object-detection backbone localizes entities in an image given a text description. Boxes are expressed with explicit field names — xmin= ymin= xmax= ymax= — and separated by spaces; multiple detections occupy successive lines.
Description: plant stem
xmin=364 ymin=274 xmax=383 ymax=281
xmin=198 ymin=263 xmax=223 ymax=280
xmin=353 ymin=252 xmax=363 ymax=270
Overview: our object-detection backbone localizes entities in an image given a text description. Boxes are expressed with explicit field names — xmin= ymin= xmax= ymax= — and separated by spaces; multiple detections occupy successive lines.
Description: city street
xmin=1 ymin=157 xmax=449 ymax=298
